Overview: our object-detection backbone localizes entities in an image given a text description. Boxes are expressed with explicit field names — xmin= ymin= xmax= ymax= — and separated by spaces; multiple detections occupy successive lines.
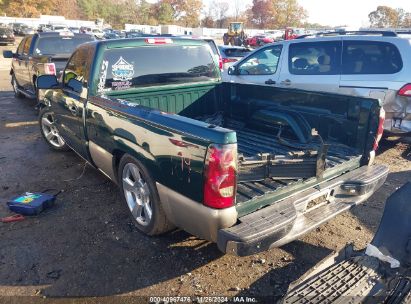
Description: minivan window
xmin=288 ymin=41 xmax=341 ymax=75
xmin=238 ymin=45 xmax=282 ymax=75
xmin=98 ymin=44 xmax=219 ymax=92
xmin=342 ymin=41 xmax=402 ymax=74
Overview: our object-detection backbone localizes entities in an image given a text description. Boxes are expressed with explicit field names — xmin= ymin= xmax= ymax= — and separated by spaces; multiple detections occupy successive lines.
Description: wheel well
xmin=112 ymin=150 xmax=126 ymax=182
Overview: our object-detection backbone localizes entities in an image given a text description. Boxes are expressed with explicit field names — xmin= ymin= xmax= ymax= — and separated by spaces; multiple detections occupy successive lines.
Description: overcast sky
xmin=199 ymin=0 xmax=411 ymax=27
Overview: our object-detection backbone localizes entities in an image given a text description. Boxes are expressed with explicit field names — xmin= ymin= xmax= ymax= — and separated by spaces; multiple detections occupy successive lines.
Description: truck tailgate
xmin=218 ymin=164 xmax=388 ymax=256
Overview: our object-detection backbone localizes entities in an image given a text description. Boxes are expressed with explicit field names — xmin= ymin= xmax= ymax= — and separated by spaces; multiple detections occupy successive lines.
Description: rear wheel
xmin=11 ymin=74 xmax=23 ymax=98
xmin=39 ymin=107 xmax=69 ymax=151
xmin=118 ymin=155 xmax=174 ymax=235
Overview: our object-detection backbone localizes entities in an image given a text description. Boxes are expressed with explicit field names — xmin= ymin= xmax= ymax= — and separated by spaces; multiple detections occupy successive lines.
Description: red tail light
xmin=222 ymin=58 xmax=238 ymax=64
xmin=203 ymin=144 xmax=237 ymax=209
xmin=44 ymin=63 xmax=56 ymax=75
xmin=218 ymin=55 xmax=223 ymax=70
xmin=398 ymin=83 xmax=411 ymax=97
xmin=373 ymin=107 xmax=385 ymax=151
xmin=145 ymin=38 xmax=173 ymax=44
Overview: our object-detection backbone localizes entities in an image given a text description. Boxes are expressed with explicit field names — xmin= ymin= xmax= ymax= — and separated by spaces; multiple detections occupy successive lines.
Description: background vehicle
xmin=218 ymin=45 xmax=251 ymax=69
xmin=50 ymin=24 xmax=69 ymax=32
xmin=244 ymin=35 xmax=274 ymax=47
xmin=223 ymin=22 xmax=247 ymax=46
xmin=36 ymin=37 xmax=386 ymax=256
xmin=12 ymin=23 xmax=25 ymax=35
xmin=68 ymin=26 xmax=80 ymax=33
xmin=91 ymin=28 xmax=104 ymax=39
xmin=3 ymin=31 xmax=95 ymax=99
xmin=103 ymin=32 xmax=120 ymax=40
xmin=0 ymin=27 xmax=15 ymax=45
xmin=284 ymin=27 xmax=306 ymax=40
xmin=225 ymin=31 xmax=411 ymax=134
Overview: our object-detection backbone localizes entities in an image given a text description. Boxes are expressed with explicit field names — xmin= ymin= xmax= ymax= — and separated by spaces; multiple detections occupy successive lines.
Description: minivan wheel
xmin=11 ymin=74 xmax=23 ymax=98
xmin=39 ymin=107 xmax=69 ymax=151
xmin=118 ymin=154 xmax=174 ymax=235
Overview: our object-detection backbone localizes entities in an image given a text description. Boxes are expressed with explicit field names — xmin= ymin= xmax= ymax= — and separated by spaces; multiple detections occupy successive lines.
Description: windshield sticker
xmin=112 ymin=57 xmax=134 ymax=81
xmin=112 ymin=80 xmax=132 ymax=91
xmin=97 ymin=60 xmax=109 ymax=93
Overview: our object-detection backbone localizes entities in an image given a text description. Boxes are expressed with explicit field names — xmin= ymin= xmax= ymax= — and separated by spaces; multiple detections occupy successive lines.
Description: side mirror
xmin=228 ymin=66 xmax=237 ymax=75
xmin=67 ymin=78 xmax=83 ymax=94
xmin=3 ymin=50 xmax=14 ymax=58
xmin=37 ymin=75 xmax=59 ymax=89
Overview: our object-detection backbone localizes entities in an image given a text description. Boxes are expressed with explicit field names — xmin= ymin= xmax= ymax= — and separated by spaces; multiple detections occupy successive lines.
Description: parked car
xmin=0 ymin=27 xmax=15 ymax=45
xmin=50 ymin=24 xmax=69 ymax=32
xmin=225 ymin=31 xmax=411 ymax=134
xmin=103 ymin=32 xmax=120 ymax=40
xmin=35 ymin=37 xmax=386 ymax=256
xmin=91 ymin=28 xmax=104 ymax=39
xmin=2 ymin=31 xmax=95 ymax=99
xmin=244 ymin=35 xmax=274 ymax=47
xmin=12 ymin=23 xmax=25 ymax=35
xmin=218 ymin=45 xmax=252 ymax=70
xmin=68 ymin=26 xmax=80 ymax=33
xmin=19 ymin=26 xmax=35 ymax=36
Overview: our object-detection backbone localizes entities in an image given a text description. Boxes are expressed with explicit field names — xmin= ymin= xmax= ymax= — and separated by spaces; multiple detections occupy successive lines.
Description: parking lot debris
xmin=0 ymin=214 xmax=25 ymax=223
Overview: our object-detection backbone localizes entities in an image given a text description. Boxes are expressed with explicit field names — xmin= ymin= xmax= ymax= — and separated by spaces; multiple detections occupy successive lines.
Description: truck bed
xmin=196 ymin=115 xmax=361 ymax=204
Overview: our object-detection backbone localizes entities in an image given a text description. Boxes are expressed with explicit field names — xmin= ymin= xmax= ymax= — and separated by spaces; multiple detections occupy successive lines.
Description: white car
xmin=50 ymin=24 xmax=69 ymax=32
xmin=91 ymin=28 xmax=104 ymax=39
xmin=225 ymin=31 xmax=411 ymax=134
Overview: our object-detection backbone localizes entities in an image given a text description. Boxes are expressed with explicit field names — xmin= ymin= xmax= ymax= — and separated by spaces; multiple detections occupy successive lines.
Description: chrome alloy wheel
xmin=41 ymin=113 xmax=65 ymax=148
xmin=122 ymin=163 xmax=153 ymax=226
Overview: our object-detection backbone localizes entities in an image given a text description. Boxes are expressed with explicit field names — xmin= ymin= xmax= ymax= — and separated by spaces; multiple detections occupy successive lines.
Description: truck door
xmin=53 ymin=46 xmax=94 ymax=160
xmin=228 ymin=44 xmax=283 ymax=86
xmin=20 ymin=35 xmax=33 ymax=90
xmin=12 ymin=38 xmax=27 ymax=89
xmin=278 ymin=40 xmax=342 ymax=93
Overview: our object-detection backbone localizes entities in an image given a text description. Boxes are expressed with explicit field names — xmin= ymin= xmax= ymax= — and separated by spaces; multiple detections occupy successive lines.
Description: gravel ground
xmin=0 ymin=42 xmax=410 ymax=303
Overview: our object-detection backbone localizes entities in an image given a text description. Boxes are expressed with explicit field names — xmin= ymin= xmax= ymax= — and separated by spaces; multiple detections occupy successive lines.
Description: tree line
xmin=369 ymin=6 xmax=411 ymax=28
xmin=0 ymin=0 xmax=309 ymax=29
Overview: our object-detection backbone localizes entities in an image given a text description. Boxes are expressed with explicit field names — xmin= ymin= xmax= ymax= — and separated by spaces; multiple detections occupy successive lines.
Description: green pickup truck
xmin=36 ymin=37 xmax=388 ymax=256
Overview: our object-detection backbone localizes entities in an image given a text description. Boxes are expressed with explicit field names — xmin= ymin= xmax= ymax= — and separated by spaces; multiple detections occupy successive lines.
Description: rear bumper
xmin=217 ymin=164 xmax=388 ymax=256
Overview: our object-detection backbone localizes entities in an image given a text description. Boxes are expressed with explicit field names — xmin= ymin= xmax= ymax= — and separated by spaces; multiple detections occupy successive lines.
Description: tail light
xmin=44 ymin=63 xmax=56 ymax=75
xmin=145 ymin=38 xmax=173 ymax=44
xmin=222 ymin=58 xmax=238 ymax=64
xmin=398 ymin=83 xmax=411 ymax=97
xmin=203 ymin=144 xmax=237 ymax=209
xmin=218 ymin=55 xmax=223 ymax=70
xmin=373 ymin=107 xmax=385 ymax=151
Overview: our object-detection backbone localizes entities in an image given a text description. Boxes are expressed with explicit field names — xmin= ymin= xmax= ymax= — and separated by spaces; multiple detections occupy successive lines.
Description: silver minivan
xmin=225 ymin=32 xmax=411 ymax=134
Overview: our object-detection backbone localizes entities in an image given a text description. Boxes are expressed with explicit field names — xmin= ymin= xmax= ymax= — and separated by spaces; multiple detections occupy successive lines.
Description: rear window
xmin=222 ymin=48 xmax=251 ymax=57
xmin=342 ymin=41 xmax=403 ymax=74
xmin=33 ymin=36 xmax=94 ymax=55
xmin=98 ymin=44 xmax=219 ymax=92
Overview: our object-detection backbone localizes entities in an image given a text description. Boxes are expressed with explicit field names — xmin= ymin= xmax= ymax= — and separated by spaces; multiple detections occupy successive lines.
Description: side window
xmin=288 ymin=41 xmax=341 ymax=75
xmin=16 ymin=38 xmax=26 ymax=55
xmin=22 ymin=36 xmax=32 ymax=56
xmin=342 ymin=41 xmax=403 ymax=75
xmin=63 ymin=46 xmax=93 ymax=88
xmin=238 ymin=45 xmax=282 ymax=75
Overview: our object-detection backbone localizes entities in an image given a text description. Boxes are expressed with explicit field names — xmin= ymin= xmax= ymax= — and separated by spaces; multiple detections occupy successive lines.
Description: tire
xmin=38 ymin=107 xmax=69 ymax=151
xmin=118 ymin=154 xmax=174 ymax=235
xmin=11 ymin=74 xmax=23 ymax=98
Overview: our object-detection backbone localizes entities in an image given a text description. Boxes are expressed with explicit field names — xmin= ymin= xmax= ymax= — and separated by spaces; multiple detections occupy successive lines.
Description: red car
xmin=244 ymin=35 xmax=274 ymax=47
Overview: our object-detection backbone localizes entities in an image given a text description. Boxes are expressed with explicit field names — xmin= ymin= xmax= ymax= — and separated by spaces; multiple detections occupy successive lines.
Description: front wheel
xmin=118 ymin=155 xmax=174 ymax=235
xmin=39 ymin=107 xmax=69 ymax=151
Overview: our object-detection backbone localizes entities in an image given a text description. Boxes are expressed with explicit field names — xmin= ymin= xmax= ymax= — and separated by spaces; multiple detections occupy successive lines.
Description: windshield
xmin=98 ymin=44 xmax=219 ymax=92
xmin=0 ymin=28 xmax=12 ymax=35
xmin=34 ymin=36 xmax=94 ymax=55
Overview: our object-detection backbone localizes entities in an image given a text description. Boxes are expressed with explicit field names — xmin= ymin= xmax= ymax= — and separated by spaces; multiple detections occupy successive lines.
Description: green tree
xmin=156 ymin=1 xmax=174 ymax=24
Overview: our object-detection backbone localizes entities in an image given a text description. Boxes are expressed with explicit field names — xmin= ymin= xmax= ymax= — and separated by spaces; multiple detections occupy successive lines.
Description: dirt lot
xmin=0 ymin=42 xmax=410 ymax=303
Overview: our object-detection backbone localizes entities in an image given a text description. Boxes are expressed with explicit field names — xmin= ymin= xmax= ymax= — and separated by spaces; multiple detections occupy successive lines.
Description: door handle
xmin=69 ymin=105 xmax=78 ymax=116
xmin=265 ymin=79 xmax=276 ymax=85
xmin=281 ymin=79 xmax=291 ymax=85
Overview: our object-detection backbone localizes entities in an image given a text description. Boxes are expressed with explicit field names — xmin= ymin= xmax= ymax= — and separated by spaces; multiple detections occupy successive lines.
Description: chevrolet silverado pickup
xmin=36 ymin=37 xmax=388 ymax=256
